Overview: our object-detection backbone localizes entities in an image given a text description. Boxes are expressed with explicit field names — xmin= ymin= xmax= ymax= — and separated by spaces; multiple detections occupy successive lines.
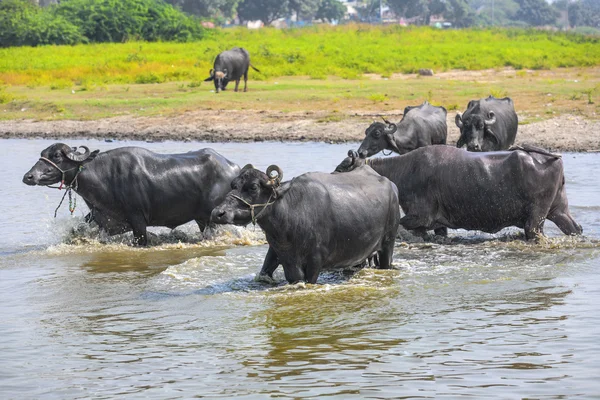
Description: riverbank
xmin=2 ymin=111 xmax=599 ymax=152
xmin=1 ymin=68 xmax=599 ymax=151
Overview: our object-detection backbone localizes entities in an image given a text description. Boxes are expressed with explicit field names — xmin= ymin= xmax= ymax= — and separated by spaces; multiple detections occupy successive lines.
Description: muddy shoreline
xmin=1 ymin=111 xmax=599 ymax=152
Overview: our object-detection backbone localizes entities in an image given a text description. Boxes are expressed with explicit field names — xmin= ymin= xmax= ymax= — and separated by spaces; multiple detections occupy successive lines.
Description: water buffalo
xmin=23 ymin=143 xmax=240 ymax=245
xmin=358 ymin=101 xmax=447 ymax=157
xmin=210 ymin=164 xmax=400 ymax=284
xmin=335 ymin=145 xmax=582 ymax=240
xmin=204 ymin=47 xmax=260 ymax=93
xmin=455 ymin=95 xmax=518 ymax=151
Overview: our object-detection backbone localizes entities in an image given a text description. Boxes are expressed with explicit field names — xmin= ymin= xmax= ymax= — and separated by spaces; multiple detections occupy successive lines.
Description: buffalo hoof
xmin=255 ymin=273 xmax=277 ymax=284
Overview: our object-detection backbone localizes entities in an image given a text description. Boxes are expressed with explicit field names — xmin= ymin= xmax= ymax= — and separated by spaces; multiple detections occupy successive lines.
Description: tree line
xmin=1 ymin=0 xmax=598 ymax=48
xmin=0 ymin=0 xmax=207 ymax=47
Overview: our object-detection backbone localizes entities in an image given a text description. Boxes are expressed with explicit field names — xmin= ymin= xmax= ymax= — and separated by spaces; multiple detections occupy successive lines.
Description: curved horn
xmin=347 ymin=149 xmax=358 ymax=159
xmin=381 ymin=116 xmax=393 ymax=125
xmin=384 ymin=121 xmax=398 ymax=135
xmin=455 ymin=113 xmax=464 ymax=129
xmin=65 ymin=146 xmax=91 ymax=162
xmin=484 ymin=111 xmax=496 ymax=125
xmin=265 ymin=165 xmax=283 ymax=186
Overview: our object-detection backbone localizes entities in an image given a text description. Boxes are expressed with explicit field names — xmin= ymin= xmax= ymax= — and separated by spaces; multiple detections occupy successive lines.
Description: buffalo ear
xmin=241 ymin=164 xmax=254 ymax=171
xmin=384 ymin=131 xmax=401 ymax=154
xmin=204 ymin=69 xmax=214 ymax=81
xmin=85 ymin=150 xmax=100 ymax=163
xmin=455 ymin=113 xmax=463 ymax=129
xmin=484 ymin=128 xmax=499 ymax=145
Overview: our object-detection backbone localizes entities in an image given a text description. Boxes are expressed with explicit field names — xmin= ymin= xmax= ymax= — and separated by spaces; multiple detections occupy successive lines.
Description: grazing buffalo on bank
xmin=455 ymin=95 xmax=518 ymax=151
xmin=358 ymin=101 xmax=447 ymax=157
xmin=23 ymin=144 xmax=240 ymax=245
xmin=210 ymin=165 xmax=400 ymax=284
xmin=335 ymin=145 xmax=582 ymax=240
xmin=204 ymin=47 xmax=260 ymax=93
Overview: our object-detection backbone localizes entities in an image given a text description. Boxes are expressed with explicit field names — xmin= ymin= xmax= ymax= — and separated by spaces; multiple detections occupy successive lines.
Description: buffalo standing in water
xmin=455 ymin=95 xmax=518 ymax=151
xmin=210 ymin=165 xmax=400 ymax=284
xmin=358 ymin=101 xmax=447 ymax=157
xmin=335 ymin=145 xmax=582 ymax=240
xmin=204 ymin=47 xmax=260 ymax=93
xmin=23 ymin=144 xmax=240 ymax=246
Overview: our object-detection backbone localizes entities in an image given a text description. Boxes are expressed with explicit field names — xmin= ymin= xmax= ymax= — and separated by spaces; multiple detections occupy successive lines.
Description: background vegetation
xmin=0 ymin=25 xmax=598 ymax=88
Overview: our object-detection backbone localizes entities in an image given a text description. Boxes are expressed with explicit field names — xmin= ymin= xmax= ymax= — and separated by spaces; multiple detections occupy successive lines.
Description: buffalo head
xmin=455 ymin=111 xmax=497 ymax=152
xmin=211 ymin=164 xmax=283 ymax=225
xmin=22 ymin=143 xmax=99 ymax=186
xmin=334 ymin=150 xmax=368 ymax=173
xmin=204 ymin=68 xmax=229 ymax=93
xmin=357 ymin=118 xmax=399 ymax=158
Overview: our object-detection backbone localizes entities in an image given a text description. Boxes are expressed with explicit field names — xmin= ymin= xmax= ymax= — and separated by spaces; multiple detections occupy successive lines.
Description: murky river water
xmin=1 ymin=139 xmax=599 ymax=399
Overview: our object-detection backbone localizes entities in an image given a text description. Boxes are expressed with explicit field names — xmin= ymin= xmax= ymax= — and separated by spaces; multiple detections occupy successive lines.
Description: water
xmin=1 ymin=139 xmax=599 ymax=398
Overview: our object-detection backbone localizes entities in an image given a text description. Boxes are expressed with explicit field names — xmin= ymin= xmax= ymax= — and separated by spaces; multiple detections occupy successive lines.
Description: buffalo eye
xmin=372 ymin=129 xmax=382 ymax=138
xmin=250 ymin=183 xmax=259 ymax=193
xmin=53 ymin=152 xmax=62 ymax=161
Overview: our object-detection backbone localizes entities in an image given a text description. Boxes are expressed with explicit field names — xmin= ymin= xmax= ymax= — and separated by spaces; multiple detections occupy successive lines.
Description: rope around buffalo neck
xmin=230 ymin=192 xmax=276 ymax=225
xmin=38 ymin=157 xmax=84 ymax=217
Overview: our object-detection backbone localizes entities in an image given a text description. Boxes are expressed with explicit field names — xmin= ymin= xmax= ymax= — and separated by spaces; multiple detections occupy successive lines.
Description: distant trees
xmin=567 ymin=0 xmax=600 ymax=28
xmin=513 ymin=0 xmax=558 ymax=26
xmin=0 ymin=0 xmax=85 ymax=47
xmin=0 ymin=0 xmax=206 ymax=47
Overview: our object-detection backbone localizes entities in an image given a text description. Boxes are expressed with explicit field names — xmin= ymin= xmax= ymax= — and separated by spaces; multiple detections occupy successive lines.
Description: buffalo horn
xmin=455 ymin=113 xmax=464 ymax=129
xmin=485 ymin=111 xmax=496 ymax=125
xmin=347 ymin=149 xmax=358 ymax=159
xmin=265 ymin=165 xmax=283 ymax=186
xmin=65 ymin=146 xmax=91 ymax=162
xmin=381 ymin=116 xmax=392 ymax=125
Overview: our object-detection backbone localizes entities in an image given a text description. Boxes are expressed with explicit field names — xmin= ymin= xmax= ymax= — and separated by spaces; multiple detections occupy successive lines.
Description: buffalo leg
xmin=524 ymin=214 xmax=545 ymax=241
xmin=283 ymin=263 xmax=305 ymax=284
xmin=434 ymin=227 xmax=448 ymax=236
xmin=234 ymin=79 xmax=240 ymax=92
xmin=378 ymin=238 xmax=395 ymax=269
xmin=243 ymin=70 xmax=248 ymax=92
xmin=257 ymin=246 xmax=280 ymax=280
xmin=547 ymin=211 xmax=583 ymax=236
xmin=129 ymin=217 xmax=148 ymax=246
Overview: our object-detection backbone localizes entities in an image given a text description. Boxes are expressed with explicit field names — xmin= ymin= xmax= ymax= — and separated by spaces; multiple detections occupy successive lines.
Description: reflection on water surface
xmin=0 ymin=140 xmax=599 ymax=398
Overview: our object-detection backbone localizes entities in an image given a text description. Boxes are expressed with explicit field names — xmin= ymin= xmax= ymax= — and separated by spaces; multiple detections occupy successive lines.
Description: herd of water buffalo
xmin=21 ymin=94 xmax=583 ymax=284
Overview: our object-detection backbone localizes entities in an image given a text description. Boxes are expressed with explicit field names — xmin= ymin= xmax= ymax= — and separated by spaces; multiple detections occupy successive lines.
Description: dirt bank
xmin=1 ymin=110 xmax=599 ymax=152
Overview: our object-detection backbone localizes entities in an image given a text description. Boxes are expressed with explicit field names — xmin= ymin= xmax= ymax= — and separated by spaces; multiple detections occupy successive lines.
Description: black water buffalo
xmin=210 ymin=164 xmax=400 ymax=284
xmin=23 ymin=144 xmax=240 ymax=245
xmin=204 ymin=47 xmax=260 ymax=93
xmin=335 ymin=145 xmax=582 ymax=240
xmin=358 ymin=101 xmax=447 ymax=157
xmin=455 ymin=95 xmax=518 ymax=151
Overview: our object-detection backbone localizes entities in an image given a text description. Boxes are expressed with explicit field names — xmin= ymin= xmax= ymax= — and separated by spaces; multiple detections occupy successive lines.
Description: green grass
xmin=0 ymin=68 xmax=598 ymax=122
xmin=0 ymin=25 xmax=599 ymax=88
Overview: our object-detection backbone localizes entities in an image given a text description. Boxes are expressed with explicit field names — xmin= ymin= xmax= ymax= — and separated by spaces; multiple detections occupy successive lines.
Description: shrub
xmin=0 ymin=0 xmax=85 ymax=47
xmin=54 ymin=0 xmax=206 ymax=43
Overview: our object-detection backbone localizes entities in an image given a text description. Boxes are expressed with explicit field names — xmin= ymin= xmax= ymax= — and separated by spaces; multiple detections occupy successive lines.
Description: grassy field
xmin=0 ymin=25 xmax=599 ymax=122
xmin=0 ymin=67 xmax=598 ymax=122
xmin=0 ymin=25 xmax=599 ymax=87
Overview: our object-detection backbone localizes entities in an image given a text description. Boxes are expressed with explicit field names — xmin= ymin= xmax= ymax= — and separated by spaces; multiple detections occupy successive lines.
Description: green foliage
xmin=0 ymin=0 xmax=85 ymax=47
xmin=514 ymin=0 xmax=558 ymax=26
xmin=316 ymin=0 xmax=346 ymax=22
xmin=0 ymin=25 xmax=599 ymax=87
xmin=54 ymin=0 xmax=206 ymax=43
xmin=237 ymin=0 xmax=289 ymax=24
xmin=165 ymin=0 xmax=240 ymax=19
xmin=568 ymin=0 xmax=600 ymax=29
